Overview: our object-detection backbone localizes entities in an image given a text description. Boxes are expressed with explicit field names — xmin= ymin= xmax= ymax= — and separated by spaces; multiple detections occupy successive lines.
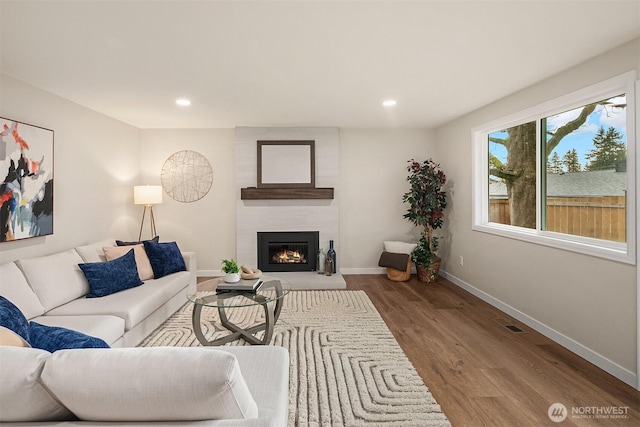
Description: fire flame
xmin=273 ymin=249 xmax=306 ymax=264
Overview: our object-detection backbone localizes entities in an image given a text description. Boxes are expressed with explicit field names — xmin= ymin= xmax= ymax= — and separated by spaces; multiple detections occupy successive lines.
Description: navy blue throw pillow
xmin=79 ymin=249 xmax=144 ymax=298
xmin=116 ymin=236 xmax=160 ymax=246
xmin=143 ymin=241 xmax=187 ymax=279
xmin=29 ymin=322 xmax=110 ymax=352
xmin=0 ymin=296 xmax=30 ymax=343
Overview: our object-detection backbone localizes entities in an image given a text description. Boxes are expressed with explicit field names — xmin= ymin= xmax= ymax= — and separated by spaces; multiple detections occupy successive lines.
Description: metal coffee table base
xmin=192 ymin=293 xmax=284 ymax=346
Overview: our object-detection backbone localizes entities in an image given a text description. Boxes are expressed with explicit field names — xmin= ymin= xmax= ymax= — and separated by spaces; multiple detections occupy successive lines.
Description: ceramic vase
xmin=224 ymin=273 xmax=240 ymax=283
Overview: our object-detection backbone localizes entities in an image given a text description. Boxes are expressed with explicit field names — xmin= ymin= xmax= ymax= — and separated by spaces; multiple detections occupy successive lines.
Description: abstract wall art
xmin=0 ymin=118 xmax=54 ymax=242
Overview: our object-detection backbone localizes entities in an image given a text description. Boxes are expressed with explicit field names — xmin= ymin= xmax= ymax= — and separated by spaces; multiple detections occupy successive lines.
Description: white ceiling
xmin=1 ymin=0 xmax=639 ymax=129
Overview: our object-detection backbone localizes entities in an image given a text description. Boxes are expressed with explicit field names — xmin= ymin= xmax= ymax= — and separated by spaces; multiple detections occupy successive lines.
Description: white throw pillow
xmin=75 ymin=237 xmax=117 ymax=263
xmin=103 ymin=244 xmax=154 ymax=281
xmin=0 ymin=347 xmax=73 ymax=422
xmin=41 ymin=347 xmax=259 ymax=422
xmin=383 ymin=241 xmax=417 ymax=255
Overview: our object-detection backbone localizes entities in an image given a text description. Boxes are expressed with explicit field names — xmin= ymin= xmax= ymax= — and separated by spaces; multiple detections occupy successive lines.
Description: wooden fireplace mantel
xmin=240 ymin=187 xmax=334 ymax=200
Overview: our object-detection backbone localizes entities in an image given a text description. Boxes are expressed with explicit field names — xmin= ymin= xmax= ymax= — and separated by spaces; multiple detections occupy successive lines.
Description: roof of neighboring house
xmin=489 ymin=169 xmax=627 ymax=198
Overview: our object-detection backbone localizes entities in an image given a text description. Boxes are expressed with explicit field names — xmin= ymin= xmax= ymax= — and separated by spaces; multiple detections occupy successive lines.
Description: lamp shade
xmin=134 ymin=185 xmax=163 ymax=205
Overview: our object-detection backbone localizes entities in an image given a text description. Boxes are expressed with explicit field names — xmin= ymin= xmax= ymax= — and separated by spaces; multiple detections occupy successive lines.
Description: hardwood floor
xmin=345 ymin=274 xmax=640 ymax=426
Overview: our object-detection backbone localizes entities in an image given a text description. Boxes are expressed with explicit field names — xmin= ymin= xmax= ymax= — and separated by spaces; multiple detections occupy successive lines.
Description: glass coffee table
xmin=187 ymin=276 xmax=290 ymax=346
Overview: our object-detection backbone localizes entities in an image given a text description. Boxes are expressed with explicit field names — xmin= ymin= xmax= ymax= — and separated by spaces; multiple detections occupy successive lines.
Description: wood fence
xmin=489 ymin=196 xmax=626 ymax=242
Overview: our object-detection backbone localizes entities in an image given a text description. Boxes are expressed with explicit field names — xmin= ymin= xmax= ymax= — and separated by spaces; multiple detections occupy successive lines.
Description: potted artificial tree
xmin=402 ymin=159 xmax=447 ymax=283
xmin=221 ymin=259 xmax=240 ymax=283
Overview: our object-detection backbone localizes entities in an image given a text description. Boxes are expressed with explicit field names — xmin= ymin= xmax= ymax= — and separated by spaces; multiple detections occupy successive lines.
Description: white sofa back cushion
xmin=17 ymin=250 xmax=89 ymax=312
xmin=0 ymin=262 xmax=45 ymax=319
xmin=0 ymin=347 xmax=74 ymax=422
xmin=75 ymin=237 xmax=116 ymax=263
xmin=41 ymin=347 xmax=259 ymax=422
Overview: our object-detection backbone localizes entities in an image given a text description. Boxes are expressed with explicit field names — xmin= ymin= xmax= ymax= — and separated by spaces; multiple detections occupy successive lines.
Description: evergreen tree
xmin=585 ymin=126 xmax=626 ymax=170
xmin=547 ymin=151 xmax=564 ymax=173
xmin=563 ymin=149 xmax=581 ymax=172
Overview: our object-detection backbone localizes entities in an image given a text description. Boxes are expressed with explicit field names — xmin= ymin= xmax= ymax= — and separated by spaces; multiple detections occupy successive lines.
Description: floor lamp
xmin=134 ymin=185 xmax=163 ymax=241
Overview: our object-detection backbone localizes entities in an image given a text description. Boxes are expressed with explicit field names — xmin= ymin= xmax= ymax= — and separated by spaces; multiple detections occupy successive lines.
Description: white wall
xmin=339 ymin=128 xmax=436 ymax=272
xmin=435 ymin=38 xmax=639 ymax=383
xmin=0 ymin=74 xmax=140 ymax=263
xmin=138 ymin=129 xmax=236 ymax=272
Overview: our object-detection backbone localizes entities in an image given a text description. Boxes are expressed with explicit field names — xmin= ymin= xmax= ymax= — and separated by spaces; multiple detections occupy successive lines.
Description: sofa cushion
xmin=79 ymin=249 xmax=144 ymax=298
xmin=144 ymin=240 xmax=187 ymax=278
xmin=0 ymin=262 xmax=45 ymax=320
xmin=0 ymin=347 xmax=74 ymax=422
xmin=75 ymin=237 xmax=116 ymax=263
xmin=41 ymin=347 xmax=258 ymax=422
xmin=45 ymin=271 xmax=190 ymax=330
xmin=17 ymin=250 xmax=89 ymax=311
xmin=116 ymin=235 xmax=159 ymax=246
xmin=0 ymin=326 xmax=30 ymax=347
xmin=28 ymin=322 xmax=110 ymax=352
xmin=103 ymin=244 xmax=154 ymax=280
xmin=0 ymin=296 xmax=30 ymax=343
xmin=33 ymin=315 xmax=125 ymax=347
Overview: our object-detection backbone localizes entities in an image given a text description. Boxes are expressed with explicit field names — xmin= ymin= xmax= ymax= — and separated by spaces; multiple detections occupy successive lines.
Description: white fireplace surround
xmin=235 ymin=127 xmax=343 ymax=288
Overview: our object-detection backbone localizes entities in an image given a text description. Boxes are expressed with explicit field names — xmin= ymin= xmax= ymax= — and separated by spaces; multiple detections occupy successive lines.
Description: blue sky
xmin=489 ymin=95 xmax=627 ymax=171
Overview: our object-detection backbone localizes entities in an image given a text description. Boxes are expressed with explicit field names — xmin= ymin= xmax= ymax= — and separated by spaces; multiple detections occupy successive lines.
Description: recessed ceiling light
xmin=382 ymin=100 xmax=397 ymax=107
xmin=176 ymin=98 xmax=191 ymax=106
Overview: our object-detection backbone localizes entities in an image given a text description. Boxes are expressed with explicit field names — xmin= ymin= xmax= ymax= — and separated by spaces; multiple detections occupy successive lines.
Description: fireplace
xmin=257 ymin=231 xmax=319 ymax=272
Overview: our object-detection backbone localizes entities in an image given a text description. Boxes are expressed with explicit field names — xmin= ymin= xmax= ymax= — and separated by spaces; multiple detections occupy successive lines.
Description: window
xmin=474 ymin=72 xmax=636 ymax=264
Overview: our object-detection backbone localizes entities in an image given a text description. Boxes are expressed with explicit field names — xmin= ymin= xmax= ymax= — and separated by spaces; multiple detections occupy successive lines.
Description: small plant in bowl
xmin=221 ymin=259 xmax=240 ymax=283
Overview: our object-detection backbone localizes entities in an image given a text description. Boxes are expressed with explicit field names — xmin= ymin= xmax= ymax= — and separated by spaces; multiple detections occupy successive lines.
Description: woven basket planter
xmin=416 ymin=257 xmax=441 ymax=283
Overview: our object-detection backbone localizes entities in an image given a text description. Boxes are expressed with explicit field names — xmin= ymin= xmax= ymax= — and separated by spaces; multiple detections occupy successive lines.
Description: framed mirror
xmin=257 ymin=140 xmax=315 ymax=188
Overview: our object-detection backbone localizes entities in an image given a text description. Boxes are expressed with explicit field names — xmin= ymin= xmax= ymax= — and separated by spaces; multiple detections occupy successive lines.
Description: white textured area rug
xmin=140 ymin=290 xmax=451 ymax=427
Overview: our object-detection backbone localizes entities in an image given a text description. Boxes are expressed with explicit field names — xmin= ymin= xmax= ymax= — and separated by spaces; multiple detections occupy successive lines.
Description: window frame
xmin=472 ymin=71 xmax=636 ymax=264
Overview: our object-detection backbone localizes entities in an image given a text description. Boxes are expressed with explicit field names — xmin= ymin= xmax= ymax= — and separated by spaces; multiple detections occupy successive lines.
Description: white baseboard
xmin=340 ymin=267 xmax=386 ymax=275
xmin=197 ymin=270 xmax=222 ymax=277
xmin=440 ymin=269 xmax=638 ymax=389
xmin=340 ymin=266 xmax=417 ymax=275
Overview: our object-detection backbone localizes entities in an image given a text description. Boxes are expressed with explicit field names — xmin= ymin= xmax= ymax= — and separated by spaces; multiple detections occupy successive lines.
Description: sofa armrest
xmin=218 ymin=346 xmax=290 ymax=426
xmin=181 ymin=251 xmax=197 ymax=294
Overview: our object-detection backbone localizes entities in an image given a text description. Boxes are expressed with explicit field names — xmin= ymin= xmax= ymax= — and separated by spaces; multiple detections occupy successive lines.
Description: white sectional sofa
xmin=0 ymin=238 xmax=196 ymax=347
xmin=0 ymin=238 xmax=291 ymax=426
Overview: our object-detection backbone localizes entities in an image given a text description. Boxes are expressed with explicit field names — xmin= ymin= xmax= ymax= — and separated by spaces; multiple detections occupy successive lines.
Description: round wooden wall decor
xmin=161 ymin=150 xmax=213 ymax=203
